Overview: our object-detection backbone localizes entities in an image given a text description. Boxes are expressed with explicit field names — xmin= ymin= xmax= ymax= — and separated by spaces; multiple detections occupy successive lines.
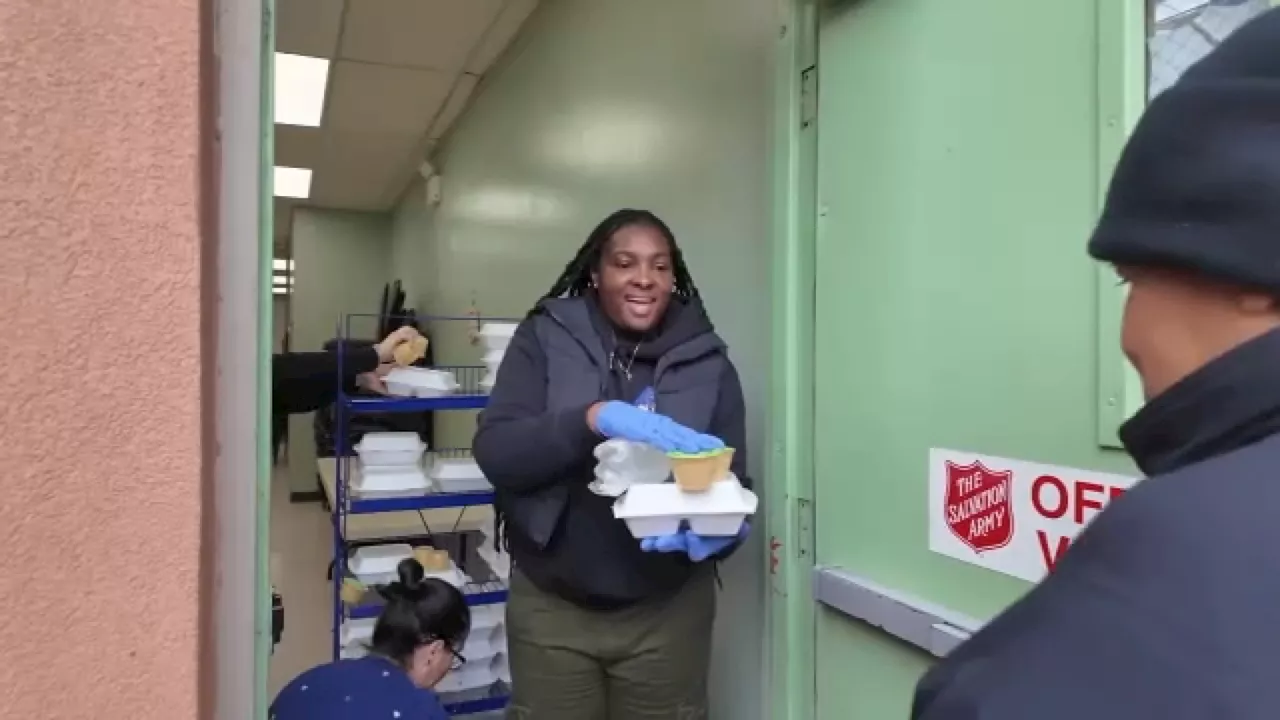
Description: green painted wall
xmin=287 ymin=208 xmax=391 ymax=494
xmin=807 ymin=0 xmax=1142 ymax=716
xmin=388 ymin=0 xmax=776 ymax=715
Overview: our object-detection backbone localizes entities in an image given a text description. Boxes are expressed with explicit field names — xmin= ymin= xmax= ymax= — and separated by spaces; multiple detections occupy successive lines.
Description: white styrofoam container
xmin=436 ymin=653 xmax=507 ymax=694
xmin=469 ymin=603 xmax=505 ymax=632
xmin=354 ymin=432 xmax=425 ymax=467
xmin=462 ymin=623 xmax=507 ymax=661
xmin=478 ymin=323 xmax=518 ymax=342
xmin=350 ymin=544 xmax=414 ymax=584
xmin=429 ymin=458 xmax=492 ymax=493
xmin=481 ymin=349 xmax=506 ymax=365
xmin=340 ymin=617 xmax=376 ymax=650
xmin=612 ymin=474 xmax=758 ymax=539
xmin=353 ymin=550 xmax=468 ymax=586
xmin=351 ymin=465 xmax=431 ymax=494
xmin=384 ymin=367 xmax=459 ymax=397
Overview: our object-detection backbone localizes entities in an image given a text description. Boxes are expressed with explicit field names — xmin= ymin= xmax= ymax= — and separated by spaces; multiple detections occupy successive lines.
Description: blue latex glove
xmin=641 ymin=521 xmax=750 ymax=562
xmin=595 ymin=401 xmax=724 ymax=454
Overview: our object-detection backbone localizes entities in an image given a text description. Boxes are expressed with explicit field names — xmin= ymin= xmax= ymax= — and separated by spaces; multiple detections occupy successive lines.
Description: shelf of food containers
xmin=317 ymin=458 xmax=494 ymax=542
xmin=344 ymin=432 xmax=496 ymax=513
xmin=343 ymin=367 xmax=488 ymax=412
xmin=342 ymin=542 xmax=509 ymax=620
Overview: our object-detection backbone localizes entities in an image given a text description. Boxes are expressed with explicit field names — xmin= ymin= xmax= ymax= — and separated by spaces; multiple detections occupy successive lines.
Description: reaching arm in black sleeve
xmin=272 ymin=346 xmax=380 ymax=416
xmin=708 ymin=359 xmax=750 ymax=559
xmin=472 ymin=318 xmax=600 ymax=493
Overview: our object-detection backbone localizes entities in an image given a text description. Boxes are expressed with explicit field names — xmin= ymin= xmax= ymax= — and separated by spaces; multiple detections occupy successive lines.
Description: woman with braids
xmin=269 ymin=558 xmax=469 ymax=720
xmin=473 ymin=208 xmax=750 ymax=719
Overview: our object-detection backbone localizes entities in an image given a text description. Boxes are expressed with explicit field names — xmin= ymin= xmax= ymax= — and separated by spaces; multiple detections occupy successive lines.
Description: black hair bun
xmin=397 ymin=557 xmax=426 ymax=589
xmin=376 ymin=558 xmax=428 ymax=602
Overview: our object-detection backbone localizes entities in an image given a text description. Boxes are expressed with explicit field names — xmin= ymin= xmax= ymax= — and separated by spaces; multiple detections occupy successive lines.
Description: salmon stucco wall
xmin=0 ymin=0 xmax=206 ymax=717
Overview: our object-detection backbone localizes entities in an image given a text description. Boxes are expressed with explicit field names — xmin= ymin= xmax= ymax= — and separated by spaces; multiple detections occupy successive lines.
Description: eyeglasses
xmin=449 ymin=646 xmax=466 ymax=671
xmin=422 ymin=634 xmax=466 ymax=670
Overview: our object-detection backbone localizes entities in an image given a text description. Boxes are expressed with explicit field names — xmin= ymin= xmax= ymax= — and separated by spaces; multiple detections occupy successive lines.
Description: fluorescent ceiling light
xmin=274 ymin=166 xmax=312 ymax=199
xmin=275 ymin=53 xmax=330 ymax=127
xmin=272 ymin=286 xmax=290 ymax=296
xmin=273 ymin=275 xmax=291 ymax=286
xmin=273 ymin=258 xmax=293 ymax=271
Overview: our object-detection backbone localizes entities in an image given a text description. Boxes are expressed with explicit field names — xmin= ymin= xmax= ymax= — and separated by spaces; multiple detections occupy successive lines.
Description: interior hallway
xmin=268 ymin=464 xmax=331 ymax=698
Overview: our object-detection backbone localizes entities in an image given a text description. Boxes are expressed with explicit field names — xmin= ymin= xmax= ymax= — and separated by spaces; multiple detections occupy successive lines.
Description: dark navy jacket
xmin=913 ymin=328 xmax=1280 ymax=719
xmin=472 ymin=294 xmax=749 ymax=610
xmin=270 ymin=656 xmax=449 ymax=720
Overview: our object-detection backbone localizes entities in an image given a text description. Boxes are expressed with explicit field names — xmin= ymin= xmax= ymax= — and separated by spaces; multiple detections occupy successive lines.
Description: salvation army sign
xmin=943 ymin=460 xmax=1014 ymax=553
xmin=929 ymin=448 xmax=1139 ymax=583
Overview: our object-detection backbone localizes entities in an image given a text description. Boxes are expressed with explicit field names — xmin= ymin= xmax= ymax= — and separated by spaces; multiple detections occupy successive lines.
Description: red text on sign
xmin=1030 ymin=474 xmax=1127 ymax=572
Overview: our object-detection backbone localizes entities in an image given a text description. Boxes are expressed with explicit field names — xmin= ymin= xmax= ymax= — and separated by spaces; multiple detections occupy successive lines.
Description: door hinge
xmin=800 ymin=64 xmax=817 ymax=129
xmin=794 ymin=497 xmax=814 ymax=562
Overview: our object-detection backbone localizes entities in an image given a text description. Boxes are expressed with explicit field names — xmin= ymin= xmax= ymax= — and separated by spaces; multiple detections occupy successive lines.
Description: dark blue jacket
xmin=270 ymin=656 xmax=449 ymax=720
xmin=472 ymin=294 xmax=749 ymax=610
xmin=913 ymin=328 xmax=1280 ymax=719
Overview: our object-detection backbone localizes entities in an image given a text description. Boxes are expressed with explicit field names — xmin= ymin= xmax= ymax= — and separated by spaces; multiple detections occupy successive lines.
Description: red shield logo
xmin=943 ymin=460 xmax=1014 ymax=553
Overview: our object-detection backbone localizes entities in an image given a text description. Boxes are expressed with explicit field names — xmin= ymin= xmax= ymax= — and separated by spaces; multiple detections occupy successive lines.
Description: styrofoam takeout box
xmin=429 ymin=458 xmax=492 ymax=493
xmin=352 ymin=464 xmax=430 ymax=494
xmin=349 ymin=544 xmax=469 ymax=587
xmin=354 ymin=432 xmax=425 ymax=467
xmin=436 ymin=653 xmax=509 ymax=694
xmin=469 ymin=603 xmax=505 ymax=632
xmin=612 ymin=474 xmax=758 ymax=538
xmin=463 ymin=623 xmax=508 ymax=661
xmin=340 ymin=617 xmax=376 ymax=650
xmin=383 ymin=367 xmax=459 ymax=397
xmin=478 ymin=323 xmax=518 ymax=343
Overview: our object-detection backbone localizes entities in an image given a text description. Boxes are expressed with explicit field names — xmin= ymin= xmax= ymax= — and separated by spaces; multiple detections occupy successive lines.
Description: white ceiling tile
xmin=311 ymin=130 xmax=420 ymax=210
xmin=340 ymin=0 xmax=504 ymax=71
xmin=428 ymin=73 xmax=479 ymax=140
xmin=274 ymin=125 xmax=324 ymax=169
xmin=325 ymin=61 xmax=453 ymax=134
xmin=465 ymin=0 xmax=539 ymax=74
xmin=276 ymin=0 xmax=344 ymax=58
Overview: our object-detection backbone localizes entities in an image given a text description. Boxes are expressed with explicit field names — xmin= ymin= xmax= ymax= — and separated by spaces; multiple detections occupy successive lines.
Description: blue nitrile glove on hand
xmin=594 ymin=401 xmax=724 ymax=454
xmin=641 ymin=521 xmax=750 ymax=562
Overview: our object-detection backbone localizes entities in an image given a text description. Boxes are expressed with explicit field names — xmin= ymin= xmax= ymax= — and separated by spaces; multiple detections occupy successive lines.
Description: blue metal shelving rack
xmin=330 ymin=314 xmax=514 ymax=715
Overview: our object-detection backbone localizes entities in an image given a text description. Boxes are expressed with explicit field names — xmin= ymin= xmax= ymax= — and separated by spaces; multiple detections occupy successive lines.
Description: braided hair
xmin=531 ymin=209 xmax=699 ymax=316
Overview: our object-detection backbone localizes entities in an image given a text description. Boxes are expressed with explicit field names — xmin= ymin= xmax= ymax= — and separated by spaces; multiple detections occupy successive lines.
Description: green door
xmin=808 ymin=0 xmax=1146 ymax=716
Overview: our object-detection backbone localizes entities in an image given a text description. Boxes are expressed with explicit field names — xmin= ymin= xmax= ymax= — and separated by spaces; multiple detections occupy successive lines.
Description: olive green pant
xmin=504 ymin=568 xmax=716 ymax=720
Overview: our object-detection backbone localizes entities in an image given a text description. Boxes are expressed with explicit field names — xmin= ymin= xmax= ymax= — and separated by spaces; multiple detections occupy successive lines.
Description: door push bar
xmin=812 ymin=566 xmax=984 ymax=658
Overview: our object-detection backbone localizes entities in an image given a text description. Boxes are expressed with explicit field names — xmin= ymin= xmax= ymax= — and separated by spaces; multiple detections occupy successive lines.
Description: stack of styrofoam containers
xmin=352 ymin=432 xmax=430 ymax=495
xmin=477 ymin=322 xmax=518 ymax=394
xmin=341 ymin=544 xmax=472 ymax=660
xmin=437 ymin=650 xmax=511 ymax=695
xmin=383 ymin=366 xmax=460 ymax=398
xmin=452 ymin=604 xmax=508 ymax=692
xmin=428 ymin=456 xmax=493 ymax=494
xmin=612 ymin=473 xmax=759 ymax=539
xmin=348 ymin=544 xmax=470 ymax=588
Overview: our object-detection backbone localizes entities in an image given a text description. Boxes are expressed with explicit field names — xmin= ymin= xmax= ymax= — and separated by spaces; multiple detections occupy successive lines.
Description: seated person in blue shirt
xmin=270 ymin=558 xmax=469 ymax=720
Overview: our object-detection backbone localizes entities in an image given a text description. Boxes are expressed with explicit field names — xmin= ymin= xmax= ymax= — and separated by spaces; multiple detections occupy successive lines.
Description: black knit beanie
xmin=1088 ymin=7 xmax=1280 ymax=293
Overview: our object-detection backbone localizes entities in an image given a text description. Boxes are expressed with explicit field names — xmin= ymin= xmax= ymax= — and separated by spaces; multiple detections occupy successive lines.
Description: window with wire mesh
xmin=1148 ymin=0 xmax=1270 ymax=99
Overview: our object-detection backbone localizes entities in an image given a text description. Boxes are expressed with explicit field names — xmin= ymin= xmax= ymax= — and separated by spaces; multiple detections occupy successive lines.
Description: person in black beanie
xmin=913 ymin=8 xmax=1280 ymax=719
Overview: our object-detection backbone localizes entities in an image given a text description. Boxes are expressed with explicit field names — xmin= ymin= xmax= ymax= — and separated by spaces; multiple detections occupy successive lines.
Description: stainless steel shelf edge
xmin=812 ymin=566 xmax=985 ymax=658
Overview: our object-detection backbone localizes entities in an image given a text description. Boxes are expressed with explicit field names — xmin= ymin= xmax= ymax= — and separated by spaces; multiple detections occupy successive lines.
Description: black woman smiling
xmin=473 ymin=208 xmax=751 ymax=719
